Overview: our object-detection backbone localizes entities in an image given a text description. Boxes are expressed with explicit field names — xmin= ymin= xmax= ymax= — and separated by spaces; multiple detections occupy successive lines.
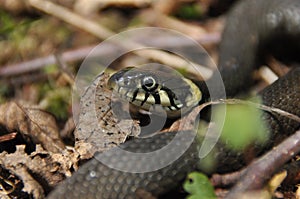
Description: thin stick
xmin=0 ymin=132 xmax=17 ymax=143
xmin=0 ymin=29 xmax=220 ymax=77
xmin=206 ymin=98 xmax=300 ymax=123
xmin=168 ymin=98 xmax=300 ymax=132
xmin=93 ymin=0 xmax=151 ymax=5
xmin=221 ymin=99 xmax=300 ymax=123
xmin=28 ymin=0 xmax=213 ymax=79
xmin=29 ymin=0 xmax=114 ymax=39
xmin=211 ymin=169 xmax=245 ymax=188
xmin=192 ymin=99 xmax=300 ymax=123
xmin=225 ymin=130 xmax=300 ymax=198
xmin=140 ymin=9 xmax=208 ymax=39
xmin=0 ymin=45 xmax=97 ymax=77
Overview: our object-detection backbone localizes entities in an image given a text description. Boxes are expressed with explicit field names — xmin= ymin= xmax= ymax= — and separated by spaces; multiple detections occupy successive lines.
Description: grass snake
xmin=47 ymin=0 xmax=300 ymax=198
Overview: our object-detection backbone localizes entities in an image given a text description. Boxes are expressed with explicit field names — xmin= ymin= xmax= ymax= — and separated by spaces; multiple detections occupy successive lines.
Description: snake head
xmin=108 ymin=65 xmax=202 ymax=118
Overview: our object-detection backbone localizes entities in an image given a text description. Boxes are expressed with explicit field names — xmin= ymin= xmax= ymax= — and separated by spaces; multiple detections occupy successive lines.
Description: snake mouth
xmin=109 ymin=84 xmax=184 ymax=117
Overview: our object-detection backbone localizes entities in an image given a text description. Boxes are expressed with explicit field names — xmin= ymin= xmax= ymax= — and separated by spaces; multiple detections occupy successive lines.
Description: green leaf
xmin=183 ymin=172 xmax=217 ymax=199
xmin=214 ymin=100 xmax=269 ymax=151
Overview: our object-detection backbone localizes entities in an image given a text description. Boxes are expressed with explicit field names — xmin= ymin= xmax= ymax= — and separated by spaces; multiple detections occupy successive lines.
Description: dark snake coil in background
xmin=47 ymin=0 xmax=300 ymax=198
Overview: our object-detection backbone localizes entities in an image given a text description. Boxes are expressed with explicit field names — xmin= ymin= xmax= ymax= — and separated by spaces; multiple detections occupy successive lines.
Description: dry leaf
xmin=13 ymin=166 xmax=44 ymax=199
xmin=296 ymin=185 xmax=300 ymax=199
xmin=0 ymin=145 xmax=79 ymax=198
xmin=74 ymin=72 xmax=140 ymax=159
xmin=268 ymin=170 xmax=287 ymax=194
xmin=0 ymin=102 xmax=65 ymax=153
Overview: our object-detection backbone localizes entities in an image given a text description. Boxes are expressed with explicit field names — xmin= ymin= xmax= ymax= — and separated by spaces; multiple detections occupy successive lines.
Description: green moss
xmin=0 ymin=84 xmax=10 ymax=104
xmin=175 ymin=4 xmax=203 ymax=19
xmin=39 ymin=84 xmax=71 ymax=120
xmin=0 ymin=11 xmax=70 ymax=62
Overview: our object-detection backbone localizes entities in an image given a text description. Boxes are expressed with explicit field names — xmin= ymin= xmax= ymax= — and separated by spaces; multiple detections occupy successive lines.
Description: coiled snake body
xmin=48 ymin=0 xmax=300 ymax=198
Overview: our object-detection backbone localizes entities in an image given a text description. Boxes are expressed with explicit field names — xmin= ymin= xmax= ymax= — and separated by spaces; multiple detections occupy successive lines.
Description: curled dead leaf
xmin=0 ymin=145 xmax=79 ymax=198
xmin=0 ymin=101 xmax=65 ymax=153
xmin=74 ymin=72 xmax=140 ymax=159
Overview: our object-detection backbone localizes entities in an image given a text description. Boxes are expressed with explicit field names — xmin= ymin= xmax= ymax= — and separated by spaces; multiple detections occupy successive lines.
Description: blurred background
xmin=0 ymin=0 xmax=239 ymax=124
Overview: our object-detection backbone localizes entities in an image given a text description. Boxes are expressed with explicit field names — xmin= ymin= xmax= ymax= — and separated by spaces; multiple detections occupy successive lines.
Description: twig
xmin=225 ymin=129 xmax=300 ymax=199
xmin=0 ymin=32 xmax=218 ymax=77
xmin=0 ymin=132 xmax=17 ymax=143
xmin=134 ymin=49 xmax=213 ymax=79
xmin=74 ymin=0 xmax=152 ymax=15
xmin=28 ymin=0 xmax=214 ymax=79
xmin=259 ymin=66 xmax=278 ymax=85
xmin=152 ymin=0 xmax=179 ymax=15
xmin=211 ymin=169 xmax=246 ymax=188
xmin=0 ymin=45 xmax=97 ymax=77
xmin=140 ymin=9 xmax=209 ymax=40
xmin=221 ymin=99 xmax=300 ymax=123
xmin=79 ymin=0 xmax=151 ymax=5
xmin=168 ymin=98 xmax=300 ymax=132
xmin=29 ymin=0 xmax=114 ymax=39
xmin=54 ymin=54 xmax=75 ymax=85
xmin=0 ymin=176 xmax=15 ymax=195
xmin=96 ymin=0 xmax=151 ymax=7
xmin=266 ymin=56 xmax=290 ymax=77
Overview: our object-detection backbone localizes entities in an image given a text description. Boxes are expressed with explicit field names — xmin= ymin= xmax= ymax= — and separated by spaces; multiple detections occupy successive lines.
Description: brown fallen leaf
xmin=12 ymin=166 xmax=44 ymax=199
xmin=74 ymin=72 xmax=140 ymax=159
xmin=0 ymin=101 xmax=65 ymax=153
xmin=296 ymin=185 xmax=300 ymax=199
xmin=0 ymin=144 xmax=79 ymax=198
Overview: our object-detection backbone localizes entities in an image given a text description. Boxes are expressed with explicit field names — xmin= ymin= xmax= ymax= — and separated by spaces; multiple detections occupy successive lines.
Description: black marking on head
xmin=117 ymin=86 xmax=121 ymax=93
xmin=141 ymin=92 xmax=150 ymax=106
xmin=132 ymin=89 xmax=139 ymax=102
xmin=161 ymin=86 xmax=180 ymax=110
xmin=152 ymin=92 xmax=161 ymax=104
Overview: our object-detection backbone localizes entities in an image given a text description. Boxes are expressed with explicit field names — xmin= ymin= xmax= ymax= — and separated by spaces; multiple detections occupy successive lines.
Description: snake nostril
xmin=123 ymin=79 xmax=130 ymax=86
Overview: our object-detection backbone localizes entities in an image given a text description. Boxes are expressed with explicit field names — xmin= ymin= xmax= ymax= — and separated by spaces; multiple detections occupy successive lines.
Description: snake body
xmin=48 ymin=0 xmax=300 ymax=198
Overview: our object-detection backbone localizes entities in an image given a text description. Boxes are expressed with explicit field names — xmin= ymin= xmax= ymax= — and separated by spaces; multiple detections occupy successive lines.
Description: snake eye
xmin=142 ymin=76 xmax=157 ymax=91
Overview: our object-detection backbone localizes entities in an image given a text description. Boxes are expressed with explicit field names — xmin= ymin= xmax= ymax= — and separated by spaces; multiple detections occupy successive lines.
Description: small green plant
xmin=183 ymin=172 xmax=216 ymax=199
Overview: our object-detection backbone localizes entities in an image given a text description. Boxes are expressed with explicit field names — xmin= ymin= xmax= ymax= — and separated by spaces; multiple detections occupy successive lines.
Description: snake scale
xmin=48 ymin=0 xmax=300 ymax=198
